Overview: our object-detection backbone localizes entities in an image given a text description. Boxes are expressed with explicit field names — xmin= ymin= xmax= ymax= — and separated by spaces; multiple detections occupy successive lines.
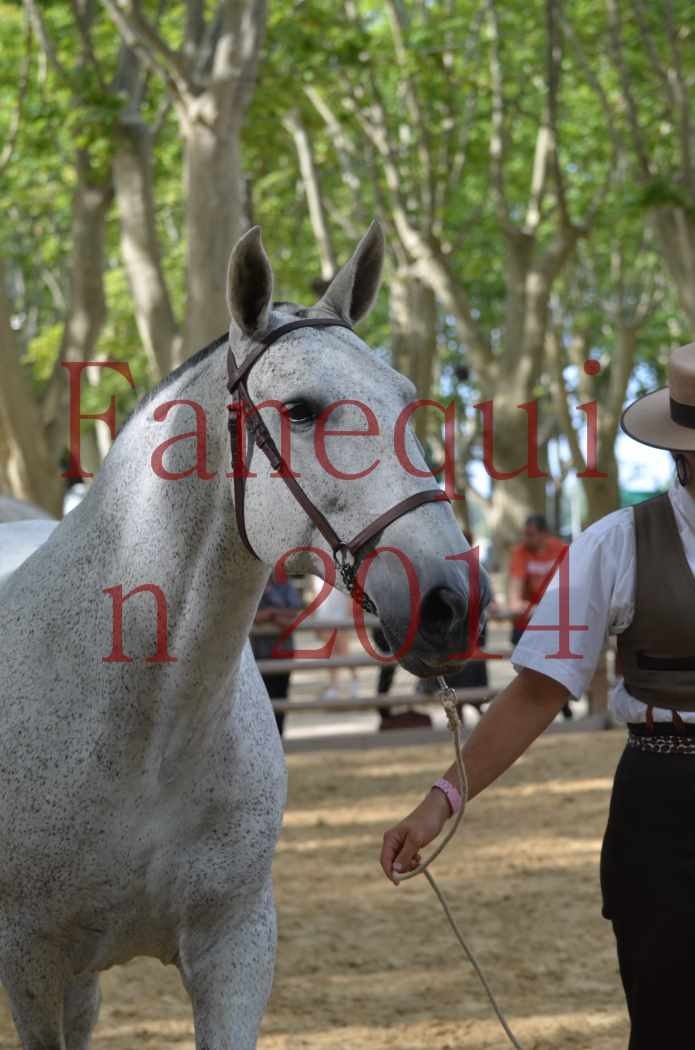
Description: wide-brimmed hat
xmin=621 ymin=343 xmax=695 ymax=451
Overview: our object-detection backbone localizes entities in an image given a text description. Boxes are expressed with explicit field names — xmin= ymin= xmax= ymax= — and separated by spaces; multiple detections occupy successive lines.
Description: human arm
xmin=380 ymin=512 xmax=632 ymax=883
xmin=507 ymin=546 xmax=528 ymax=615
xmin=380 ymin=668 xmax=569 ymax=882
xmin=507 ymin=576 xmax=528 ymax=616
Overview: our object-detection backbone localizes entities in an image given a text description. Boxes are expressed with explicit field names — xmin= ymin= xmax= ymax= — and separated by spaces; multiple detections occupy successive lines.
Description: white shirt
xmin=512 ymin=484 xmax=695 ymax=723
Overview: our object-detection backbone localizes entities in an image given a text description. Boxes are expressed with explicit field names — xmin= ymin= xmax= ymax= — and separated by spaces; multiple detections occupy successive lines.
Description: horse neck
xmin=85 ymin=348 xmax=269 ymax=706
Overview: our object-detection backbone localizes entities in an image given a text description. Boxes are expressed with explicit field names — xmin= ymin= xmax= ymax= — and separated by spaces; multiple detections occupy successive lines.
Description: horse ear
xmin=226 ymin=226 xmax=274 ymax=335
xmin=316 ymin=220 xmax=384 ymax=324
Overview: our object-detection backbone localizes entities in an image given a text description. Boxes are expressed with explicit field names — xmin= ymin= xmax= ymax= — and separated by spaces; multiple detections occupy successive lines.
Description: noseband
xmin=226 ymin=316 xmax=449 ymax=613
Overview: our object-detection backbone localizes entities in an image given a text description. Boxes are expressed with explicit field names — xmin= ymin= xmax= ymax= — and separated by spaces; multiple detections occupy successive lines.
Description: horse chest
xmin=0 ymin=678 xmax=286 ymax=973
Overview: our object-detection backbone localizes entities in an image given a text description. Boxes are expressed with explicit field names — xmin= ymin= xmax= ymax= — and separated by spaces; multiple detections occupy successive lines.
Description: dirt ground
xmin=0 ymin=730 xmax=630 ymax=1050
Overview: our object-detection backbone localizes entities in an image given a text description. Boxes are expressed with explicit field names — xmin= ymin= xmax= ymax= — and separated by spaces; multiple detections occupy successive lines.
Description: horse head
xmin=226 ymin=221 xmax=490 ymax=676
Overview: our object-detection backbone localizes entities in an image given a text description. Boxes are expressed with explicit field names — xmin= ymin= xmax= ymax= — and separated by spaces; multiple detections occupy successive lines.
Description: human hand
xmin=380 ymin=788 xmax=451 ymax=884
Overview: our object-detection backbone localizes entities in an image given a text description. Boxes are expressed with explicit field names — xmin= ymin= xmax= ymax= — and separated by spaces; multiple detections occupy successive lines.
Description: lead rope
xmin=392 ymin=677 xmax=525 ymax=1050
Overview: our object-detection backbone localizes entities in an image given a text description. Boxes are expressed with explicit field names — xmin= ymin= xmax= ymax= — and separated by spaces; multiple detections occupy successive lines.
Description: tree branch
xmin=664 ymin=0 xmax=695 ymax=194
xmin=486 ymin=0 xmax=511 ymax=228
xmin=606 ymin=0 xmax=652 ymax=178
xmin=304 ymin=86 xmax=376 ymax=236
xmin=561 ymin=12 xmax=622 ymax=180
xmin=544 ymin=0 xmax=572 ymax=233
xmin=384 ymin=0 xmax=434 ymax=222
xmin=183 ymin=0 xmax=205 ymax=75
xmin=630 ymin=0 xmax=678 ymax=119
xmin=213 ymin=0 xmax=266 ymax=114
xmin=68 ymin=0 xmax=105 ymax=88
xmin=547 ymin=320 xmax=586 ymax=473
xmin=102 ymin=0 xmax=193 ymax=110
xmin=0 ymin=11 xmax=32 ymax=176
xmin=283 ymin=110 xmax=337 ymax=280
xmin=409 ymin=243 xmax=492 ymax=381
xmin=439 ymin=1 xmax=485 ymax=216
xmin=22 ymin=0 xmax=70 ymax=82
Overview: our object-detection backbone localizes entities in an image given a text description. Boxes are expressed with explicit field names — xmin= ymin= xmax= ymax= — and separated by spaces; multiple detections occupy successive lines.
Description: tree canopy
xmin=1 ymin=0 xmax=692 ymax=539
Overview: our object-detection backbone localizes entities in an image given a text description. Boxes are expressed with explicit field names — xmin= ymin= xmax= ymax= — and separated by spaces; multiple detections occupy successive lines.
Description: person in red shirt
xmin=507 ymin=514 xmax=572 ymax=717
xmin=507 ymin=514 xmax=567 ymax=646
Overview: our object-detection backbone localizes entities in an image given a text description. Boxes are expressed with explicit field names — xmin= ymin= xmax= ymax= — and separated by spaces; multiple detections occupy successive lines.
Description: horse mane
xmin=120 ymin=302 xmax=309 ymax=434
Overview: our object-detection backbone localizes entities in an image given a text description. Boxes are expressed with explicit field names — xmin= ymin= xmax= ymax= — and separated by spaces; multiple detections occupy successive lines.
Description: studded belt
xmin=627 ymin=730 xmax=695 ymax=756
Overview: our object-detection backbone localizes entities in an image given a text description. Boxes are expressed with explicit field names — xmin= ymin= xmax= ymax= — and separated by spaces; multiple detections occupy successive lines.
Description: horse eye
xmin=285 ymin=401 xmax=316 ymax=425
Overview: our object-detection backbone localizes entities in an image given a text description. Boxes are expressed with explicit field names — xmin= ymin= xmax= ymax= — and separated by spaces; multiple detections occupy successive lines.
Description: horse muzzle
xmin=369 ymin=559 xmax=492 ymax=678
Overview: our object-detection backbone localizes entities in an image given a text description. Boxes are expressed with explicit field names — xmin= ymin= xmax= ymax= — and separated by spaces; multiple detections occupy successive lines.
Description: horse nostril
xmin=419 ymin=585 xmax=468 ymax=645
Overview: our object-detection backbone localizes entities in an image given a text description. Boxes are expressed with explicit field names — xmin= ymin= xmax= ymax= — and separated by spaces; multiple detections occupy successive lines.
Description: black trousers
xmin=601 ymin=741 xmax=695 ymax=1049
xmin=263 ymin=673 xmax=290 ymax=736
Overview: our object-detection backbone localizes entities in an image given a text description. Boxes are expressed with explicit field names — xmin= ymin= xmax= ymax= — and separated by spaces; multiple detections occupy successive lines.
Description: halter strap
xmin=225 ymin=316 xmax=450 ymax=611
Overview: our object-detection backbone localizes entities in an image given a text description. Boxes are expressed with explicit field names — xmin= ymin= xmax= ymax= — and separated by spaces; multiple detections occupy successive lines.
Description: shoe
xmin=320 ymin=686 xmax=339 ymax=701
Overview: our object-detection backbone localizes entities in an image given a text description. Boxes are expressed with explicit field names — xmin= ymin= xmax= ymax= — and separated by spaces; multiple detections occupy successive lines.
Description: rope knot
xmin=436 ymin=676 xmax=460 ymax=733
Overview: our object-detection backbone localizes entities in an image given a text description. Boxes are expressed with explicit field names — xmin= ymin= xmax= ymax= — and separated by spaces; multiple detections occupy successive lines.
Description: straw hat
xmin=621 ymin=343 xmax=695 ymax=451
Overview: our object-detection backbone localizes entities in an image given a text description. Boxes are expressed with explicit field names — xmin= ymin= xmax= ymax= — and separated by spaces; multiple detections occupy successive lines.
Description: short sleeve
xmin=512 ymin=509 xmax=634 ymax=699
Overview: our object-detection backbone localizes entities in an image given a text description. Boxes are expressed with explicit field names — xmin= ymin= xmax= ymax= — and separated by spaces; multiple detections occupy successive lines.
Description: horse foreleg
xmin=178 ymin=886 xmax=277 ymax=1050
xmin=63 ymin=974 xmax=101 ymax=1050
xmin=2 ymin=944 xmax=67 ymax=1050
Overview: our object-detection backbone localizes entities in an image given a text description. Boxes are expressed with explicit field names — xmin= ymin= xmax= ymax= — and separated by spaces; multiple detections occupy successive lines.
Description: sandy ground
xmin=0 ymin=730 xmax=629 ymax=1050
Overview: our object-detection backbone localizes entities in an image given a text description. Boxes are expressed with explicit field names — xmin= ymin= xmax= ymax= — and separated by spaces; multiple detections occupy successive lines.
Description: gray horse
xmin=0 ymin=222 xmax=479 ymax=1049
xmin=0 ymin=495 xmax=55 ymax=524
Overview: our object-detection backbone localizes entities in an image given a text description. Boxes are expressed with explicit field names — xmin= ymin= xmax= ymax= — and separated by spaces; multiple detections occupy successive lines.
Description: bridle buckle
xmin=334 ymin=545 xmax=377 ymax=614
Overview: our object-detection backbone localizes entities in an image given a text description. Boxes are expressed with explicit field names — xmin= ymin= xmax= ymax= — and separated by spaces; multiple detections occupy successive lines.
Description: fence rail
xmin=252 ymin=613 xmax=612 ymax=719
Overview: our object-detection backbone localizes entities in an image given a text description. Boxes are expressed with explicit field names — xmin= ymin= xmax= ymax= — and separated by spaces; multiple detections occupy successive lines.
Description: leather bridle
xmin=226 ymin=316 xmax=449 ymax=613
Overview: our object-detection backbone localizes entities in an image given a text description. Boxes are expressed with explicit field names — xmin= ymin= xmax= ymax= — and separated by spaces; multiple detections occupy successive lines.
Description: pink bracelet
xmin=432 ymin=777 xmax=462 ymax=816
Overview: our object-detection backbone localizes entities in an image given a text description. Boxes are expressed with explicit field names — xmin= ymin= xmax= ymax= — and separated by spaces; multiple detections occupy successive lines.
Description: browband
xmin=227 ymin=318 xmax=353 ymax=392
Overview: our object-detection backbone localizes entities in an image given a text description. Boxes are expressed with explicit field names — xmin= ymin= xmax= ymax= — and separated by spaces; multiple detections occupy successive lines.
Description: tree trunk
xmin=180 ymin=2 xmax=266 ymax=358
xmin=114 ymin=120 xmax=180 ymax=380
xmin=181 ymin=107 xmax=244 ymax=356
xmin=486 ymin=254 xmax=555 ymax=557
xmin=487 ymin=216 xmax=582 ymax=557
xmin=389 ymin=269 xmax=438 ymax=443
xmin=0 ymin=419 xmax=11 ymax=495
xmin=284 ymin=111 xmax=336 ymax=282
xmin=0 ymin=266 xmax=63 ymax=515
xmin=651 ymin=207 xmax=695 ymax=332
xmin=103 ymin=1 xmax=266 ymax=363
xmin=43 ymin=150 xmax=113 ymax=476
xmin=583 ymin=460 xmax=620 ymax=525
xmin=485 ymin=393 xmax=549 ymax=553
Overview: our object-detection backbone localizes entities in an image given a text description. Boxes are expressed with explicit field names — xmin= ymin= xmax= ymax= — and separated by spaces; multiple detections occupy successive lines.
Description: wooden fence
xmin=252 ymin=612 xmax=612 ymax=719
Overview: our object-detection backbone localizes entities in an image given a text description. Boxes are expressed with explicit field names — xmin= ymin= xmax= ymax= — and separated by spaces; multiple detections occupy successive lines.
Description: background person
xmin=251 ymin=569 xmax=303 ymax=737
xmin=508 ymin=514 xmax=571 ymax=719
xmin=311 ymin=582 xmax=359 ymax=701
xmin=372 ymin=625 xmax=432 ymax=731
xmin=507 ymin=514 xmax=567 ymax=644
xmin=372 ymin=624 xmax=396 ymax=722
xmin=380 ymin=343 xmax=695 ymax=1050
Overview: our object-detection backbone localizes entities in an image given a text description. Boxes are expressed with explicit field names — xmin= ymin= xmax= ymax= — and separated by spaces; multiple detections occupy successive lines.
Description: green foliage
xmin=2 ymin=0 xmax=694 ymax=481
